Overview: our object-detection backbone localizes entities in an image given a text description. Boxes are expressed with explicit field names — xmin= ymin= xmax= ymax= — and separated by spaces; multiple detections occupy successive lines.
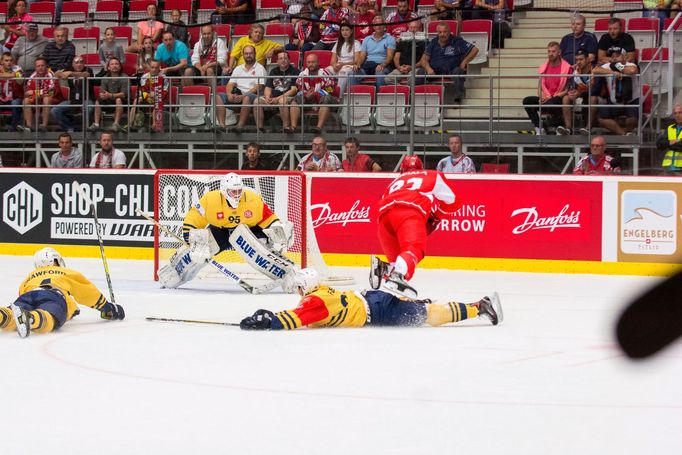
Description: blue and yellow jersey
xmin=182 ymin=188 xmax=279 ymax=239
xmin=272 ymin=286 xmax=369 ymax=330
xmin=18 ymin=266 xmax=108 ymax=321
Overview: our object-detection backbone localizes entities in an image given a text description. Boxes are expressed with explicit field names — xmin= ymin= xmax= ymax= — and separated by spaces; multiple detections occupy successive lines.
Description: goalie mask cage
xmin=154 ymin=170 xmax=354 ymax=285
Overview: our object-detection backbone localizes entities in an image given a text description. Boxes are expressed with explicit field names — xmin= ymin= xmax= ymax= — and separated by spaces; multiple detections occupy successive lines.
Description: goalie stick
xmin=72 ymin=181 xmax=117 ymax=305
xmin=146 ymin=317 xmax=240 ymax=327
xmin=135 ymin=208 xmax=283 ymax=294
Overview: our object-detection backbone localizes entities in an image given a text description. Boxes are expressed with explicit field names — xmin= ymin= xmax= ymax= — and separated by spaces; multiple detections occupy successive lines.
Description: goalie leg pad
xmin=159 ymin=245 xmax=209 ymax=288
xmin=229 ymin=224 xmax=298 ymax=283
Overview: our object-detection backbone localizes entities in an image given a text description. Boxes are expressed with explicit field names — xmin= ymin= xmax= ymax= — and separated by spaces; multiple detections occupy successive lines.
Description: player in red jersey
xmin=370 ymin=155 xmax=460 ymax=298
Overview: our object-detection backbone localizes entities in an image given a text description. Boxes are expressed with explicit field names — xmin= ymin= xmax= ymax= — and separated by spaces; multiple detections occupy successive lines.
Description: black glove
xmin=100 ymin=302 xmax=125 ymax=320
xmin=426 ymin=215 xmax=440 ymax=235
xmin=240 ymin=309 xmax=274 ymax=330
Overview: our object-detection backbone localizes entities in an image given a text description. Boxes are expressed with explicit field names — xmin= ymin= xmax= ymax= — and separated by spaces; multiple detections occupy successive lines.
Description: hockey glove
xmin=100 ymin=302 xmax=125 ymax=320
xmin=426 ymin=215 xmax=441 ymax=235
xmin=240 ymin=309 xmax=274 ymax=330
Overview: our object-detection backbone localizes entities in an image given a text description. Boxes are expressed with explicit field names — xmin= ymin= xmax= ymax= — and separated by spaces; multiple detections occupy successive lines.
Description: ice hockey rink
xmin=1 ymin=255 xmax=681 ymax=455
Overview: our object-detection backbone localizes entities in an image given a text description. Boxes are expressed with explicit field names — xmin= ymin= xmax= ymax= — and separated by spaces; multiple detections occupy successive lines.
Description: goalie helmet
xmin=34 ymin=247 xmax=66 ymax=268
xmin=293 ymin=268 xmax=320 ymax=296
xmin=220 ymin=173 xmax=243 ymax=208
xmin=400 ymin=155 xmax=423 ymax=172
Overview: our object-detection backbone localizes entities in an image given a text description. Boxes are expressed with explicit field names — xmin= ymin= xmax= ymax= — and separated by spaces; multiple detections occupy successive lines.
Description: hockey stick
xmin=73 ymin=182 xmax=117 ymax=304
xmin=135 ymin=208 xmax=283 ymax=294
xmin=146 ymin=317 xmax=240 ymax=327
xmin=616 ymin=269 xmax=682 ymax=359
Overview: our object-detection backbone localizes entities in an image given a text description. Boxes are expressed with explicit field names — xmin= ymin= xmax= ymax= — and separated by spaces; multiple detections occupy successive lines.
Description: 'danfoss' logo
xmin=311 ymin=200 xmax=370 ymax=228
xmin=510 ymin=204 xmax=581 ymax=234
xmin=2 ymin=181 xmax=43 ymax=235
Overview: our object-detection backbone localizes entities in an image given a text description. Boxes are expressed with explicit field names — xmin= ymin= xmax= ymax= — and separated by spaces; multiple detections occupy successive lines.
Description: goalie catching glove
xmin=263 ymin=220 xmax=295 ymax=253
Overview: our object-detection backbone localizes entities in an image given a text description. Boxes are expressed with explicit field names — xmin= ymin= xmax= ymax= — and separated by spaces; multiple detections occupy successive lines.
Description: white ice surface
xmin=1 ymin=255 xmax=681 ymax=455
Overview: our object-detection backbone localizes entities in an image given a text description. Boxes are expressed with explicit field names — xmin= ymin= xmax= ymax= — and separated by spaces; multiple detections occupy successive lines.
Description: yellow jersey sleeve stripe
xmin=281 ymin=311 xmax=298 ymax=329
xmin=276 ymin=313 xmax=291 ymax=330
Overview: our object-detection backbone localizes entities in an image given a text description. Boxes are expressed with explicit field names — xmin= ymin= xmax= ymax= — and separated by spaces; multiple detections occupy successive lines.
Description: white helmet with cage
xmin=220 ymin=173 xmax=244 ymax=208
xmin=293 ymin=268 xmax=321 ymax=295
xmin=34 ymin=247 xmax=66 ymax=268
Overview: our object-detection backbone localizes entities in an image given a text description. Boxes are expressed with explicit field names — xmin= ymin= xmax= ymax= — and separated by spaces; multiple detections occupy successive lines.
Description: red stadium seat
xmin=42 ymin=27 xmax=55 ymax=40
xmin=28 ymin=2 xmax=56 ymax=25
xmin=73 ymin=27 xmax=101 ymax=54
xmin=111 ymin=25 xmax=133 ymax=47
xmin=128 ymin=0 xmax=156 ymax=21
xmin=376 ymin=85 xmax=410 ymax=128
xmin=265 ymin=23 xmax=293 ymax=47
xmin=341 ymin=85 xmax=376 ymax=127
xmin=197 ymin=0 xmax=216 ymax=24
xmin=627 ymin=17 xmax=660 ymax=49
xmin=460 ymin=20 xmax=492 ymax=64
xmin=123 ymin=52 xmax=139 ymax=76
xmin=163 ymin=0 xmax=192 ymax=24
xmin=413 ymin=85 xmax=443 ymax=127
xmin=640 ymin=47 xmax=669 ymax=94
xmin=481 ymin=163 xmax=510 ymax=173
xmin=257 ymin=0 xmax=286 ymax=21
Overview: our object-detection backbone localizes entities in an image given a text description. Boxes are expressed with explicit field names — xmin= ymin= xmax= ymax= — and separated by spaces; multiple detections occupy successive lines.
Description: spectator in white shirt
xmin=436 ymin=134 xmax=476 ymax=173
xmin=90 ymin=132 xmax=126 ymax=169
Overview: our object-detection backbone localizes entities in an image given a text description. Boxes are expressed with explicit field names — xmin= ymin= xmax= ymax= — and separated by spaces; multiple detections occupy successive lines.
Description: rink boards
xmin=1 ymin=168 xmax=681 ymax=276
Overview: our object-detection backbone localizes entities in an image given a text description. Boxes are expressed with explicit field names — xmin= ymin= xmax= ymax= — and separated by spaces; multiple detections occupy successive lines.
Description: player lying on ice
xmin=158 ymin=172 xmax=297 ymax=291
xmin=370 ymin=154 xmax=460 ymax=299
xmin=0 ymin=248 xmax=125 ymax=338
xmin=240 ymin=268 xmax=503 ymax=330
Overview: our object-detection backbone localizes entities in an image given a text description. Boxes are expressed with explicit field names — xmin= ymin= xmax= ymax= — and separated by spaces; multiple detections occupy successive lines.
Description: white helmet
xmin=34 ymin=247 xmax=66 ymax=268
xmin=220 ymin=173 xmax=243 ymax=208
xmin=293 ymin=268 xmax=320 ymax=295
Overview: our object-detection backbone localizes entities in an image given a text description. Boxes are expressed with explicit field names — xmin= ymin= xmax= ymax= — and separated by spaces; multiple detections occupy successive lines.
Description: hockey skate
xmin=369 ymin=255 xmax=388 ymax=290
xmin=10 ymin=303 xmax=31 ymax=338
xmin=477 ymin=292 xmax=503 ymax=326
xmin=383 ymin=271 xmax=418 ymax=299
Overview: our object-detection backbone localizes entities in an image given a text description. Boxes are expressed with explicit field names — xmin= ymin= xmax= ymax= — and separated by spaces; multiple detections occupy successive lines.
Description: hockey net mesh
xmin=155 ymin=171 xmax=354 ymax=285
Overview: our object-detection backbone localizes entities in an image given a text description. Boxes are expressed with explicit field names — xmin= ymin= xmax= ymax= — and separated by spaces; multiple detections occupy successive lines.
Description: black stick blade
xmin=616 ymin=269 xmax=682 ymax=359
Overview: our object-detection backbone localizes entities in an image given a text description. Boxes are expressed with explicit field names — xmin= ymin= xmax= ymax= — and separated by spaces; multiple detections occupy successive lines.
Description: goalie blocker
xmin=159 ymin=223 xmax=298 ymax=291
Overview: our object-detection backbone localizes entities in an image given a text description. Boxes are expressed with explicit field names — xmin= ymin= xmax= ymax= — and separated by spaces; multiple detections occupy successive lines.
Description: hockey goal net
xmin=154 ymin=170 xmax=354 ymax=285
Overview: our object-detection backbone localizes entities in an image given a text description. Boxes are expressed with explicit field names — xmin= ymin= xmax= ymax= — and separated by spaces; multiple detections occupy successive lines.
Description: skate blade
xmin=10 ymin=304 xmax=30 ymax=338
xmin=488 ymin=291 xmax=503 ymax=325
xmin=382 ymin=280 xmax=418 ymax=299
xmin=369 ymin=255 xmax=383 ymax=290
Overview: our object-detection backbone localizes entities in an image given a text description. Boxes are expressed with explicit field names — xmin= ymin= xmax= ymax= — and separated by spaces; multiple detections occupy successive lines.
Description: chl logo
xmin=3 ymin=181 xmax=43 ymax=235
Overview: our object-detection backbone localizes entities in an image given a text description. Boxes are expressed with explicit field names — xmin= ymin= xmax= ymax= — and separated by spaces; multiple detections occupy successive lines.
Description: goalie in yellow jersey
xmin=158 ymin=172 xmax=296 ymax=289
xmin=0 ymin=248 xmax=125 ymax=338
xmin=240 ymin=268 xmax=503 ymax=330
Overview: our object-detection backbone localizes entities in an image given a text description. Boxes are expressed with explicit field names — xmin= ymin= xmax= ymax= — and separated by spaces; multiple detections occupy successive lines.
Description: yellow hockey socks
xmin=30 ymin=309 xmax=56 ymax=333
xmin=0 ymin=307 xmax=14 ymax=330
xmin=426 ymin=302 xmax=480 ymax=326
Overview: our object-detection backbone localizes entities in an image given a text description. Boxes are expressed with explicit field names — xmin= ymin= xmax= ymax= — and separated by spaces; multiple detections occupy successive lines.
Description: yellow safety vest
xmin=661 ymin=124 xmax=682 ymax=169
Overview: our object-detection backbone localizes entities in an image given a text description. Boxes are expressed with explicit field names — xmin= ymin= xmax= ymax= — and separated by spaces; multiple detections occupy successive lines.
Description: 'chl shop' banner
xmin=310 ymin=176 xmax=602 ymax=261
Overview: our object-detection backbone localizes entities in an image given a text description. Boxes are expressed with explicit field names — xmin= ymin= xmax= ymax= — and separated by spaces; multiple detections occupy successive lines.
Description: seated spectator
xmin=342 ymin=137 xmax=381 ymax=171
xmin=51 ymin=133 xmax=83 ymax=168
xmin=185 ymin=25 xmax=228 ymax=84
xmin=432 ymin=0 xmax=461 ymax=20
xmin=44 ymin=27 xmax=76 ymax=75
xmin=165 ymin=9 xmax=189 ymax=46
xmin=297 ymin=136 xmax=343 ymax=171
xmin=91 ymin=132 xmax=126 ymax=169
xmin=136 ymin=37 xmax=156 ymax=75
xmin=127 ymin=3 xmax=164 ymax=54
xmin=11 ymin=23 xmax=48 ymax=74
xmin=216 ymin=45 xmax=266 ymax=133
xmin=241 ymin=142 xmax=271 ymax=170
xmin=522 ymin=41 xmax=571 ymax=135
xmin=99 ymin=28 xmax=125 ymax=69
xmin=671 ymin=0 xmax=682 ymax=17
xmin=597 ymin=18 xmax=636 ymax=64
xmin=557 ymin=49 xmax=596 ymax=135
xmin=128 ymin=60 xmax=170 ymax=132
xmin=420 ymin=22 xmax=478 ymax=102
xmin=53 ymin=56 xmax=95 ymax=132
xmin=331 ymin=23 xmax=363 ymax=96
xmin=256 ymin=51 xmax=299 ymax=134
xmin=0 ymin=52 xmax=24 ymax=131
xmin=358 ymin=16 xmax=396 ymax=88
xmin=573 ymin=136 xmax=621 ymax=175
xmin=290 ymin=53 xmax=339 ymax=134
xmin=560 ymin=14 xmax=597 ymax=65
xmin=155 ymin=31 xmax=189 ymax=83
xmin=592 ymin=46 xmax=640 ymax=136
xmin=20 ymin=57 xmax=62 ymax=132
xmin=660 ymin=104 xmax=682 ymax=174
xmin=286 ymin=7 xmax=320 ymax=52
xmin=212 ymin=0 xmax=255 ymax=25
xmin=314 ymin=0 xmax=351 ymax=51
xmin=479 ymin=0 xmax=512 ymax=49
xmin=385 ymin=20 xmax=425 ymax=86
xmin=90 ymin=57 xmax=128 ymax=132
xmin=2 ymin=0 xmax=32 ymax=52
xmin=436 ymin=134 xmax=476 ymax=173
xmin=386 ymin=0 xmax=419 ymax=40
xmin=226 ymin=24 xmax=283 ymax=75
xmin=353 ymin=0 xmax=375 ymax=42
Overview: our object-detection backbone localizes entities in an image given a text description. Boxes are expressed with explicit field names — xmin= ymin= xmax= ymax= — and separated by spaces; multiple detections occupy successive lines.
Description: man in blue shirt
xmin=155 ymin=31 xmax=189 ymax=80
xmin=420 ymin=22 xmax=478 ymax=102
xmin=359 ymin=16 xmax=396 ymax=88
xmin=559 ymin=14 xmax=598 ymax=65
